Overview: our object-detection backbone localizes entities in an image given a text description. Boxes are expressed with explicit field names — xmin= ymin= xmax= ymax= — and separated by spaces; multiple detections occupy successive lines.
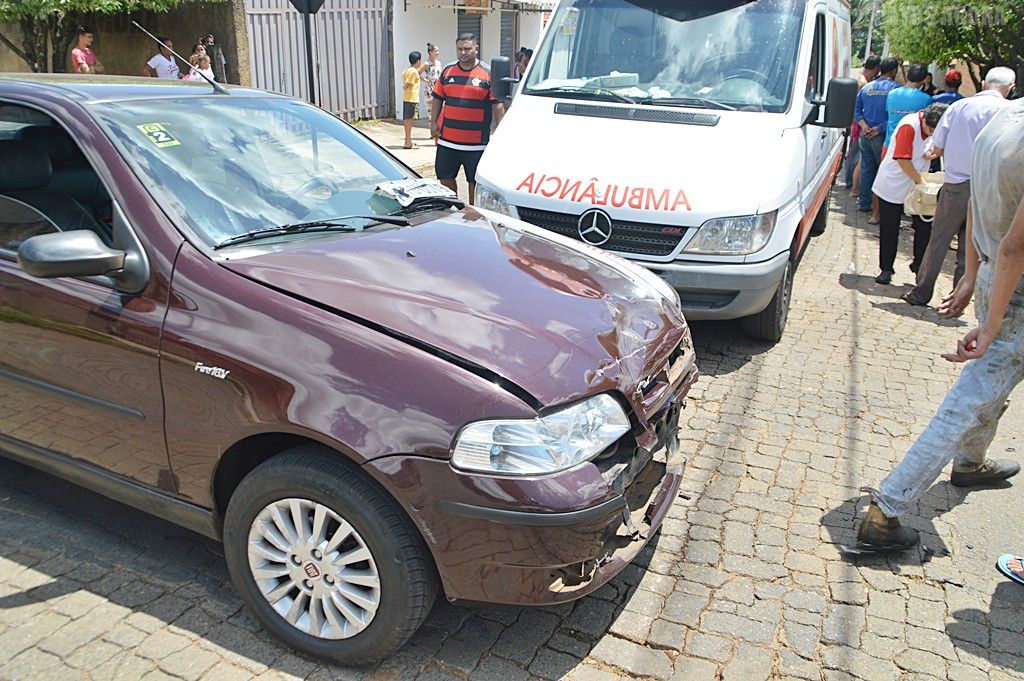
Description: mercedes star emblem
xmin=577 ymin=209 xmax=613 ymax=246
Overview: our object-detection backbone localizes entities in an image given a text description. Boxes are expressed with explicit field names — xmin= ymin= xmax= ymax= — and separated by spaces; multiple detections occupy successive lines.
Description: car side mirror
xmin=18 ymin=230 xmax=126 ymax=279
xmin=491 ymin=56 xmax=512 ymax=101
xmin=811 ymin=77 xmax=857 ymax=128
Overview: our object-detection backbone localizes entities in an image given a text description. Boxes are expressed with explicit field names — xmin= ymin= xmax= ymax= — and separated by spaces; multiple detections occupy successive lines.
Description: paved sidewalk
xmin=356 ymin=119 xmax=438 ymax=174
xmin=1 ymin=189 xmax=1023 ymax=680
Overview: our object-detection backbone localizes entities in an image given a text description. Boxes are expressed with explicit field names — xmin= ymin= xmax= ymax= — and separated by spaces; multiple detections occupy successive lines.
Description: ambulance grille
xmin=553 ymin=102 xmax=720 ymax=126
xmin=515 ymin=207 xmax=688 ymax=257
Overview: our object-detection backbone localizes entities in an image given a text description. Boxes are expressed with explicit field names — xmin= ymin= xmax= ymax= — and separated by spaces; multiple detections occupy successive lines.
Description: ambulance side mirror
xmin=491 ymin=56 xmax=512 ymax=101
xmin=816 ymin=77 xmax=858 ymax=128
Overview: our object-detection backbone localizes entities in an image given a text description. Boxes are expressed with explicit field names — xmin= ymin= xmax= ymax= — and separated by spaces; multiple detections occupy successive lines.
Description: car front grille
xmin=516 ymin=206 xmax=688 ymax=258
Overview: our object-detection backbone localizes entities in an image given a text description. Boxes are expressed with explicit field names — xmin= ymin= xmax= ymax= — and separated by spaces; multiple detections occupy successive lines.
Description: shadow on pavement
xmin=838 ymin=272 xmax=909 ymax=299
xmin=818 ymin=478 xmax=980 ymax=570
xmin=869 ymin=300 xmax=968 ymax=328
xmin=947 ymin=581 xmax=1024 ymax=674
xmin=688 ymin=320 xmax=776 ymax=377
xmin=0 ymin=457 xmax=666 ymax=679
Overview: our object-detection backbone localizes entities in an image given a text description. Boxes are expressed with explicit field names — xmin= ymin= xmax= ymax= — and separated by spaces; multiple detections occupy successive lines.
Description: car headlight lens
xmin=475 ymin=184 xmax=514 ymax=216
xmin=451 ymin=394 xmax=630 ymax=475
xmin=682 ymin=211 xmax=777 ymax=255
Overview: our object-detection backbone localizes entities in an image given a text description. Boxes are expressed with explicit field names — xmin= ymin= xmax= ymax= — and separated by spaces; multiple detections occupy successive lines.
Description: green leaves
xmin=0 ymin=0 xmax=219 ymax=22
xmin=882 ymin=0 xmax=1023 ymax=83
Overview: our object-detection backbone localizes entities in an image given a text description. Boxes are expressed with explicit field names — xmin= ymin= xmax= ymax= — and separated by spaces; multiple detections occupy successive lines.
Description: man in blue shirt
xmin=854 ymin=57 xmax=900 ymax=214
xmin=884 ymin=63 xmax=933 ymax=145
xmin=932 ymin=68 xmax=965 ymax=105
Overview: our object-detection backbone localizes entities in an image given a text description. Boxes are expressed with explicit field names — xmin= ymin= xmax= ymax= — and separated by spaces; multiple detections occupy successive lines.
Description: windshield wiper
xmin=636 ymin=96 xmax=735 ymax=111
xmin=214 ymin=214 xmax=410 ymax=250
xmin=525 ymin=86 xmax=638 ymax=104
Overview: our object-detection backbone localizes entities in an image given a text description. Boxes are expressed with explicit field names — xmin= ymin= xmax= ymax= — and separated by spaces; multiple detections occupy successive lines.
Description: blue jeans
xmin=845 ymin=137 xmax=861 ymax=189
xmin=875 ymin=262 xmax=1024 ymax=517
xmin=858 ymin=135 xmax=884 ymax=211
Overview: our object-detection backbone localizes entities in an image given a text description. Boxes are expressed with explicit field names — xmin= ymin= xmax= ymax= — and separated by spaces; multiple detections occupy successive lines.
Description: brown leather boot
xmin=856 ymin=503 xmax=920 ymax=552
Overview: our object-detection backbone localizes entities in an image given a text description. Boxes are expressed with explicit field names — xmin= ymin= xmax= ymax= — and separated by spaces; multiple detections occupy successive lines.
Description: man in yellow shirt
xmin=402 ymin=51 xmax=423 ymax=149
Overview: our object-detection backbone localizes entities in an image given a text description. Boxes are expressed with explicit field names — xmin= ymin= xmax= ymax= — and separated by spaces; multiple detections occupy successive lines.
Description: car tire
xmin=223 ymin=446 xmax=438 ymax=664
xmin=809 ymin=192 xmax=831 ymax=237
xmin=740 ymin=259 xmax=793 ymax=343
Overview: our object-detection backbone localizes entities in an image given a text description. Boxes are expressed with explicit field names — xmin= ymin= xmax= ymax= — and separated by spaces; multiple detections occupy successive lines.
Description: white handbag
xmin=904 ymin=155 xmax=943 ymax=220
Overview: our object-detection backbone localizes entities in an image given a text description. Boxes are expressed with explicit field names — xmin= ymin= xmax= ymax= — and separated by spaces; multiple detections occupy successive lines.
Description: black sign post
xmin=288 ymin=0 xmax=326 ymax=105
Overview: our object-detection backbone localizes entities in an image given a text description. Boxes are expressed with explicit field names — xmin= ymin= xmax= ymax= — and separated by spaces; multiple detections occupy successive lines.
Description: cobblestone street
xmin=1 ymin=188 xmax=1023 ymax=680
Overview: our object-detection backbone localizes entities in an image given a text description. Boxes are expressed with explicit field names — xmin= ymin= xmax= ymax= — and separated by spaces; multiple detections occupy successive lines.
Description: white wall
xmin=520 ymin=11 xmax=545 ymax=53
xmin=392 ymin=5 xmax=547 ymax=119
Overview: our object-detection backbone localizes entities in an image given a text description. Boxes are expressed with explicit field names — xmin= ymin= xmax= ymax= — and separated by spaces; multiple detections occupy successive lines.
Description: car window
xmin=0 ymin=104 xmax=116 ymax=246
xmin=0 ymin=196 xmax=59 ymax=257
xmin=92 ymin=97 xmax=414 ymax=247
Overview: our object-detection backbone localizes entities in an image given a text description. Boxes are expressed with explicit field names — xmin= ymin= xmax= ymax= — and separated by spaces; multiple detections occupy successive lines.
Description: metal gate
xmin=246 ymin=0 xmax=390 ymax=120
xmin=457 ymin=9 xmax=483 ymax=53
xmin=500 ymin=7 xmax=519 ymax=62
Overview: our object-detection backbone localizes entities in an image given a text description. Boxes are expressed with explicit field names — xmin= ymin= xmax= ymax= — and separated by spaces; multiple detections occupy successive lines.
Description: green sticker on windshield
xmin=137 ymin=123 xmax=180 ymax=148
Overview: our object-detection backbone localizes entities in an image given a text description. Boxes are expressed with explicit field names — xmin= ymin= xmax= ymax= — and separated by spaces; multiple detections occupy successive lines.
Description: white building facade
xmin=393 ymin=0 xmax=551 ymax=119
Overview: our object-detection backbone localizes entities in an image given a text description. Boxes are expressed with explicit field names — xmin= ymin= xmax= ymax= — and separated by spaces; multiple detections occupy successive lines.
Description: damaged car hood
xmin=220 ymin=209 xmax=689 ymax=416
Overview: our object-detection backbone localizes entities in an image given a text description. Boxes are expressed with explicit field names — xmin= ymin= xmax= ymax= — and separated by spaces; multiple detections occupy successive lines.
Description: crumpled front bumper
xmin=364 ymin=384 xmax=690 ymax=606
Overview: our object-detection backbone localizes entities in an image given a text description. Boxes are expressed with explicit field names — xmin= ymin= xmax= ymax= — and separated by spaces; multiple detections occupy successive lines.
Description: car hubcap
xmin=247 ymin=498 xmax=381 ymax=639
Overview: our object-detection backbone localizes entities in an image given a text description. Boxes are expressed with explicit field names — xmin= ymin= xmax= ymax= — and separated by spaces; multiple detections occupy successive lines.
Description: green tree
xmin=851 ymin=0 xmax=886 ymax=66
xmin=883 ymin=0 xmax=1024 ymax=89
xmin=0 ymin=0 xmax=217 ymax=73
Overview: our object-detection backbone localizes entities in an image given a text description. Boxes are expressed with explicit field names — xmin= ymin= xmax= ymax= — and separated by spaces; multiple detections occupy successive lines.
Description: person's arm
xmin=895 ymin=158 xmax=923 ymax=185
xmin=430 ymin=96 xmax=443 ymax=139
xmin=939 ymin=206 xmax=980 ymax=318
xmin=71 ymin=49 xmax=88 ymax=74
xmin=927 ymin=111 xmax=951 ymax=159
xmin=492 ymin=100 xmax=505 ymax=127
xmin=143 ymin=59 xmax=157 ymax=77
xmin=890 ymin=124 xmax=920 ymax=183
xmin=943 ymin=194 xmax=1024 ymax=362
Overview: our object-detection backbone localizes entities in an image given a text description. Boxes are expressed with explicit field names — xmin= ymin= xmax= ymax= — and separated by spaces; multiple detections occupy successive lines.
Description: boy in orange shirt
xmin=402 ymin=51 xmax=423 ymax=149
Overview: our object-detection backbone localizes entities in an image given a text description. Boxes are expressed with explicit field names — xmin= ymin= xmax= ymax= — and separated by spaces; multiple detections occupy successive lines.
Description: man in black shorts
xmin=430 ymin=33 xmax=505 ymax=204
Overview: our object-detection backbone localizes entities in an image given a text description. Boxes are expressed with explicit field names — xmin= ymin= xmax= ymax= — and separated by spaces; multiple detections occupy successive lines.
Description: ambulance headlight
xmin=476 ymin=184 xmax=514 ymax=217
xmin=682 ymin=211 xmax=777 ymax=255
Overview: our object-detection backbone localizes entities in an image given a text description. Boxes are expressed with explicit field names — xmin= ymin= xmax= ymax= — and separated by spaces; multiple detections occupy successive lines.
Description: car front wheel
xmin=223 ymin=446 xmax=438 ymax=664
xmin=740 ymin=259 xmax=794 ymax=343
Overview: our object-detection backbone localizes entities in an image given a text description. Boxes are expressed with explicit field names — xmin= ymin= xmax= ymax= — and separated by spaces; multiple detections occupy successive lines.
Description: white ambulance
xmin=476 ymin=0 xmax=856 ymax=341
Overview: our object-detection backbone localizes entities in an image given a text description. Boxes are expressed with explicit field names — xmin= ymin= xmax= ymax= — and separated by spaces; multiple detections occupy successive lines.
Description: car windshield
xmin=523 ymin=0 xmax=806 ymax=113
xmin=92 ymin=97 xmax=414 ymax=246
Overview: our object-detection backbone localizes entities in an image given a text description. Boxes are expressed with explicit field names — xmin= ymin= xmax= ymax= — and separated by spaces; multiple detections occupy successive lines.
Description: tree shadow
xmin=0 ymin=457 xmax=665 ymax=679
xmin=947 ymin=581 xmax=1024 ymax=674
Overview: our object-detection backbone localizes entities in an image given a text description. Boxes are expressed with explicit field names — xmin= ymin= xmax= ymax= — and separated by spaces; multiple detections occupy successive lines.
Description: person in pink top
xmin=70 ymin=27 xmax=104 ymax=75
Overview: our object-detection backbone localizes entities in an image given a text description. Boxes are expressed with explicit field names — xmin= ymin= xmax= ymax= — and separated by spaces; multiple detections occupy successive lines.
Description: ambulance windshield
xmin=522 ymin=0 xmax=806 ymax=113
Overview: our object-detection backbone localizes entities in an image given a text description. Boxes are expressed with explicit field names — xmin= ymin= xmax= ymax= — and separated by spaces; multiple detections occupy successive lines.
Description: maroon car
xmin=0 ymin=74 xmax=697 ymax=663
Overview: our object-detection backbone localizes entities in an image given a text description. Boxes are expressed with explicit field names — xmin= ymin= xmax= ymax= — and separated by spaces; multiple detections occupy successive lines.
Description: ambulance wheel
xmin=741 ymin=260 xmax=793 ymax=343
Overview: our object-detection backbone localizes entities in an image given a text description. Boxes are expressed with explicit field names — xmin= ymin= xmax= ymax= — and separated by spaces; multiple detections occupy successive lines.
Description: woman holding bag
xmin=871 ymin=102 xmax=948 ymax=285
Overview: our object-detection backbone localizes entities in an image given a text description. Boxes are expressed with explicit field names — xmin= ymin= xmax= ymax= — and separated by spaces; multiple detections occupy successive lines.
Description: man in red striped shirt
xmin=430 ymin=33 xmax=505 ymax=205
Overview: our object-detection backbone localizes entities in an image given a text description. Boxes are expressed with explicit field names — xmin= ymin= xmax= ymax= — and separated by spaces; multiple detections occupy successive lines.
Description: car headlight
xmin=476 ymin=184 xmax=514 ymax=216
xmin=451 ymin=394 xmax=630 ymax=475
xmin=682 ymin=211 xmax=777 ymax=255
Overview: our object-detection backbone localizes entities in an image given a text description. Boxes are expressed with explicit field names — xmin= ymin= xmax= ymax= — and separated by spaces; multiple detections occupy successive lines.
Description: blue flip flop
xmin=995 ymin=554 xmax=1024 ymax=586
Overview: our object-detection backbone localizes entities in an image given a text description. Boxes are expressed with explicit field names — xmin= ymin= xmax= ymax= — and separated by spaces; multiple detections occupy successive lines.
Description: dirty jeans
xmin=875 ymin=262 xmax=1024 ymax=518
